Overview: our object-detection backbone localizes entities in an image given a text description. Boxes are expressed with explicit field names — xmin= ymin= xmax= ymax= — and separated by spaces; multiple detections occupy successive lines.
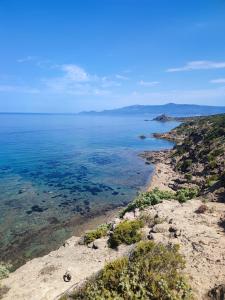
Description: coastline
xmin=141 ymin=149 xmax=176 ymax=191
xmin=0 ymin=148 xmax=162 ymax=299
xmin=1 ymin=148 xmax=225 ymax=299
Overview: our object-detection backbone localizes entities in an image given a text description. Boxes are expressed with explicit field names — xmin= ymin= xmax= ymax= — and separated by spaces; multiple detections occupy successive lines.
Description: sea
xmin=0 ymin=113 xmax=179 ymax=267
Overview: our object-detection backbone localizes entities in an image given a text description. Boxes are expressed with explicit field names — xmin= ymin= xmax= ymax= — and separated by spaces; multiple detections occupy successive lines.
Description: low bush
xmin=108 ymin=219 xmax=144 ymax=248
xmin=83 ymin=224 xmax=109 ymax=245
xmin=175 ymin=187 xmax=199 ymax=203
xmin=120 ymin=187 xmax=199 ymax=216
xmin=120 ymin=188 xmax=175 ymax=217
xmin=0 ymin=262 xmax=12 ymax=280
xmin=72 ymin=241 xmax=192 ymax=300
xmin=185 ymin=173 xmax=193 ymax=181
xmin=139 ymin=211 xmax=165 ymax=227
xmin=206 ymin=175 xmax=219 ymax=187
xmin=180 ymin=159 xmax=192 ymax=172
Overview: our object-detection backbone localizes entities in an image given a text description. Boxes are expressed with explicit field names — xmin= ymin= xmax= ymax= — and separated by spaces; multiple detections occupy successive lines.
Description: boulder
xmin=152 ymin=223 xmax=170 ymax=233
xmin=92 ymin=239 xmax=107 ymax=250
xmin=208 ymin=284 xmax=225 ymax=300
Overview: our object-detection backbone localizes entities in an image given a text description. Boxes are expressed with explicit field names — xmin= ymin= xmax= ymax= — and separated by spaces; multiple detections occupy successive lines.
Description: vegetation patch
xmin=175 ymin=187 xmax=199 ymax=203
xmin=120 ymin=188 xmax=174 ymax=217
xmin=0 ymin=262 xmax=12 ymax=280
xmin=169 ymin=114 xmax=225 ymax=196
xmin=108 ymin=219 xmax=144 ymax=248
xmin=120 ymin=187 xmax=199 ymax=216
xmin=83 ymin=224 xmax=109 ymax=245
xmin=71 ymin=241 xmax=192 ymax=300
xmin=139 ymin=211 xmax=165 ymax=227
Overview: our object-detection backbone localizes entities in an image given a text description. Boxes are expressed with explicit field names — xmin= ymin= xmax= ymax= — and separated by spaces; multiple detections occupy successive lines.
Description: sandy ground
xmin=1 ymin=237 xmax=132 ymax=300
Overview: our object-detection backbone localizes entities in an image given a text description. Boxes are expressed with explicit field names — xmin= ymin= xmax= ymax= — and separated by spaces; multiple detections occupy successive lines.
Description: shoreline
xmin=0 ymin=151 xmax=160 ymax=300
xmin=0 ymin=148 xmax=156 ymax=270
xmin=1 ymin=147 xmax=225 ymax=299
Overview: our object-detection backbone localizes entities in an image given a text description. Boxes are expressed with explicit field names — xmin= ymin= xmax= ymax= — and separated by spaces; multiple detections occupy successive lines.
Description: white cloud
xmin=138 ymin=80 xmax=159 ymax=86
xmin=115 ymin=74 xmax=129 ymax=80
xmin=1 ymin=62 xmax=121 ymax=96
xmin=42 ymin=64 xmax=114 ymax=96
xmin=167 ymin=60 xmax=225 ymax=72
xmin=210 ymin=78 xmax=225 ymax=84
xmin=61 ymin=64 xmax=90 ymax=82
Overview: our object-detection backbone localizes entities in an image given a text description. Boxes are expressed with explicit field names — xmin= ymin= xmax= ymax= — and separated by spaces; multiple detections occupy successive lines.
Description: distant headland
xmin=79 ymin=103 xmax=225 ymax=116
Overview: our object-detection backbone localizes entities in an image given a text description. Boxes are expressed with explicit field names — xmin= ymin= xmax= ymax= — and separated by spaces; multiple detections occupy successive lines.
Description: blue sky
xmin=0 ymin=0 xmax=225 ymax=113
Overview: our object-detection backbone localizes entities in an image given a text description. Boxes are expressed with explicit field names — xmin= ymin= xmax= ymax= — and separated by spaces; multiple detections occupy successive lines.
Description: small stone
xmin=152 ymin=223 xmax=170 ymax=233
xmin=148 ymin=233 xmax=168 ymax=244
xmin=134 ymin=208 xmax=140 ymax=218
xmin=92 ymin=239 xmax=107 ymax=250
xmin=169 ymin=226 xmax=182 ymax=238
xmin=111 ymin=217 xmax=121 ymax=230
xmin=208 ymin=284 xmax=225 ymax=299
xmin=141 ymin=227 xmax=151 ymax=240
xmin=78 ymin=237 xmax=85 ymax=245
xmin=87 ymin=242 xmax=93 ymax=248
xmin=123 ymin=211 xmax=135 ymax=221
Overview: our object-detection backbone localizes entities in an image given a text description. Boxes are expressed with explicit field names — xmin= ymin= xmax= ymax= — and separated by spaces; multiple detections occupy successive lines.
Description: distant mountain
xmin=79 ymin=103 xmax=225 ymax=117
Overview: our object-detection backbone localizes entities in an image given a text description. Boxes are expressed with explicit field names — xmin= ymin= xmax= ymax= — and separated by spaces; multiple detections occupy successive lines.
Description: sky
xmin=0 ymin=0 xmax=225 ymax=113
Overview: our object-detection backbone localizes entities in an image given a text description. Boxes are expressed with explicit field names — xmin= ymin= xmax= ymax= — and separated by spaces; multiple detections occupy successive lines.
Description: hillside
xmin=79 ymin=103 xmax=225 ymax=116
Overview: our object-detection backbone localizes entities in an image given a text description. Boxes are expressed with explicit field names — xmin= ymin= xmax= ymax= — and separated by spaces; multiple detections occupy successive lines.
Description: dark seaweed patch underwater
xmin=0 ymin=114 xmax=178 ymax=267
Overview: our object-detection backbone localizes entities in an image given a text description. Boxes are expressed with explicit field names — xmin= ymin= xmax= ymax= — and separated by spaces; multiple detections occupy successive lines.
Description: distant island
xmin=79 ymin=103 xmax=225 ymax=116
xmin=152 ymin=113 xmax=203 ymax=122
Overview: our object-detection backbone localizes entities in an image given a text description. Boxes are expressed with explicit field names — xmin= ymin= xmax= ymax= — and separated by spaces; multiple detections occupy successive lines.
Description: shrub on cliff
xmin=0 ymin=262 xmax=12 ymax=280
xmin=83 ymin=224 xmax=109 ymax=244
xmin=175 ymin=187 xmax=199 ymax=203
xmin=108 ymin=219 xmax=144 ymax=248
xmin=120 ymin=188 xmax=175 ymax=217
xmin=120 ymin=187 xmax=199 ymax=216
xmin=180 ymin=159 xmax=192 ymax=172
xmin=71 ymin=241 xmax=192 ymax=300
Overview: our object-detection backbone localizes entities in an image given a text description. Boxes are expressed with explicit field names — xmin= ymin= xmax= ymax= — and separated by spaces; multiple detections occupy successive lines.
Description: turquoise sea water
xmin=0 ymin=114 xmax=178 ymax=266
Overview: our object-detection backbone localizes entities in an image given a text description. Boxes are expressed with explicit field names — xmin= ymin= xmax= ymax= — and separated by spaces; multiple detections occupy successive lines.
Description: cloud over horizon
xmin=138 ymin=80 xmax=159 ymax=86
xmin=167 ymin=60 xmax=225 ymax=72
xmin=210 ymin=78 xmax=225 ymax=84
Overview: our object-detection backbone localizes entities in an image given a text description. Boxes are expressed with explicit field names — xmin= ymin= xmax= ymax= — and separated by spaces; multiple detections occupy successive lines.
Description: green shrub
xmin=120 ymin=188 xmax=175 ymax=217
xmin=0 ymin=263 xmax=12 ymax=280
xmin=209 ymin=159 xmax=217 ymax=169
xmin=72 ymin=241 xmax=192 ymax=300
xmin=206 ymin=175 xmax=219 ymax=187
xmin=83 ymin=224 xmax=109 ymax=245
xmin=185 ymin=173 xmax=193 ymax=181
xmin=176 ymin=188 xmax=199 ymax=203
xmin=180 ymin=159 xmax=192 ymax=172
xmin=139 ymin=212 xmax=165 ymax=227
xmin=120 ymin=187 xmax=198 ymax=216
xmin=108 ymin=219 xmax=144 ymax=248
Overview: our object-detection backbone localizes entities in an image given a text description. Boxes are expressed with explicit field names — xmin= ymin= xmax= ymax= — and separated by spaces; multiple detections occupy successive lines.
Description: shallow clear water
xmin=0 ymin=114 xmax=179 ymax=265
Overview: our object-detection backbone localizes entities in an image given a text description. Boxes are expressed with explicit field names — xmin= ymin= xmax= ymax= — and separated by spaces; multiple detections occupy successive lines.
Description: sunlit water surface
xmin=0 ymin=114 xmax=179 ymax=265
